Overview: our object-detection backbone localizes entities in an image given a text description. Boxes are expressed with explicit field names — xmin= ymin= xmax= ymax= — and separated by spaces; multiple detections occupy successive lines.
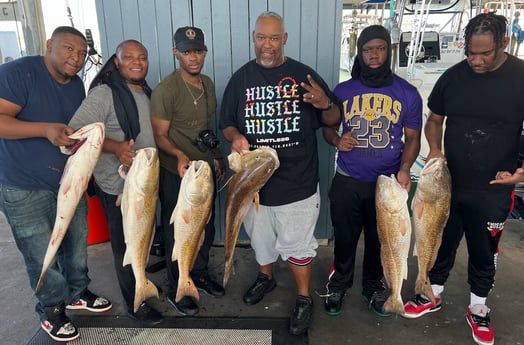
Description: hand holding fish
xmin=397 ymin=169 xmax=412 ymax=192
xmin=222 ymin=126 xmax=249 ymax=154
xmin=231 ymin=134 xmax=249 ymax=155
xmin=490 ymin=167 xmax=524 ymax=185
xmin=45 ymin=123 xmax=77 ymax=147
xmin=301 ymin=74 xmax=331 ymax=110
xmin=177 ymin=152 xmax=191 ymax=177
xmin=426 ymin=149 xmax=446 ymax=163
xmin=114 ymin=139 xmax=136 ymax=168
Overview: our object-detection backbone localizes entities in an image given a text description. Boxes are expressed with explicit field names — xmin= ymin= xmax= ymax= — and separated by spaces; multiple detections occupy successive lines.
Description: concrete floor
xmin=1 ymin=213 xmax=523 ymax=345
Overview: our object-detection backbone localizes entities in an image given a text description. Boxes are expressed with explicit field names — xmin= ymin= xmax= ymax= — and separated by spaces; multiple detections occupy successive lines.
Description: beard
xmin=127 ymin=77 xmax=145 ymax=85
xmin=258 ymin=58 xmax=274 ymax=67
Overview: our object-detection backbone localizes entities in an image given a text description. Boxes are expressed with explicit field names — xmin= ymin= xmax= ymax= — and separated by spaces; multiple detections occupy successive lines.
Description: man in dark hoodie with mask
xmin=322 ymin=25 xmax=422 ymax=317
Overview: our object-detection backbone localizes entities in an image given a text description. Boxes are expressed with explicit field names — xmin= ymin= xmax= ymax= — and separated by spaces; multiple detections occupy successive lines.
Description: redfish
xmin=36 ymin=122 xmax=105 ymax=293
xmin=223 ymin=147 xmax=279 ymax=287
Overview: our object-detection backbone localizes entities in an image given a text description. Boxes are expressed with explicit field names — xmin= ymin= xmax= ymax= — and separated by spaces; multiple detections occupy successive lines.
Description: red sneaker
xmin=466 ymin=304 xmax=494 ymax=345
xmin=402 ymin=294 xmax=441 ymax=318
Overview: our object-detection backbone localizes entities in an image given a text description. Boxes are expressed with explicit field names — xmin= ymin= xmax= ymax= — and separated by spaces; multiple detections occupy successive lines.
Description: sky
xmin=0 ymin=0 xmax=100 ymax=59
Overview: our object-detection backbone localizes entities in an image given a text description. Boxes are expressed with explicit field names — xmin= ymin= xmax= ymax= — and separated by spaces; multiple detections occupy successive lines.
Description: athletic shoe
xmin=243 ymin=272 xmax=277 ymax=305
xmin=128 ymin=302 xmax=163 ymax=325
xmin=362 ymin=288 xmax=391 ymax=317
xmin=66 ymin=289 xmax=112 ymax=312
xmin=466 ymin=304 xmax=494 ymax=345
xmin=289 ymin=295 xmax=313 ymax=336
xmin=167 ymin=295 xmax=199 ymax=316
xmin=195 ymin=274 xmax=225 ymax=297
xmin=41 ymin=303 xmax=79 ymax=342
xmin=324 ymin=290 xmax=345 ymax=316
xmin=403 ymin=294 xmax=442 ymax=319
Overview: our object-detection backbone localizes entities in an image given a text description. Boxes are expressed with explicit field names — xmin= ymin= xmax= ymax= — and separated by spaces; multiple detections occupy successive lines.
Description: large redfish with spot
xmin=223 ymin=147 xmax=280 ymax=287
xmin=411 ymin=157 xmax=451 ymax=304
xmin=171 ymin=160 xmax=214 ymax=302
xmin=35 ymin=122 xmax=105 ymax=293
xmin=121 ymin=147 xmax=160 ymax=312
xmin=375 ymin=174 xmax=412 ymax=315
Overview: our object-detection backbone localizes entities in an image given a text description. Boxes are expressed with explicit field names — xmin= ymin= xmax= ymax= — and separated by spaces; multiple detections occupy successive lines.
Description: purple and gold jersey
xmin=334 ymin=74 xmax=422 ymax=182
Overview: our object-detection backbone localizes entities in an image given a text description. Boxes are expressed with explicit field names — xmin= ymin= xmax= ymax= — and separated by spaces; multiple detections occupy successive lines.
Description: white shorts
xmin=243 ymin=186 xmax=320 ymax=266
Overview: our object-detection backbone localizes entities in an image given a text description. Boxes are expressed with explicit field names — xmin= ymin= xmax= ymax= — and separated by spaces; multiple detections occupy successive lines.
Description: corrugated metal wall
xmin=94 ymin=0 xmax=343 ymax=241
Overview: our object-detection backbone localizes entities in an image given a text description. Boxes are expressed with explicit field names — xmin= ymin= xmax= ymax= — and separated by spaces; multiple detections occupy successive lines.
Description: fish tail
xmin=223 ymin=266 xmax=231 ymax=288
xmin=176 ymin=277 xmax=200 ymax=303
xmin=35 ymin=273 xmax=46 ymax=294
xmin=415 ymin=275 xmax=436 ymax=305
xmin=35 ymin=256 xmax=53 ymax=293
xmin=133 ymin=279 xmax=160 ymax=313
xmin=223 ymin=256 xmax=235 ymax=287
xmin=383 ymin=296 xmax=405 ymax=315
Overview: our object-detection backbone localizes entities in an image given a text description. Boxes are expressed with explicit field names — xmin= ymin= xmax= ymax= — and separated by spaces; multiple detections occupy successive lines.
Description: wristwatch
xmin=320 ymin=101 xmax=333 ymax=111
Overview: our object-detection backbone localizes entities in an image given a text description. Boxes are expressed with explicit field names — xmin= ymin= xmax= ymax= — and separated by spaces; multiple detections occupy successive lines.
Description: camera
xmin=194 ymin=129 xmax=220 ymax=152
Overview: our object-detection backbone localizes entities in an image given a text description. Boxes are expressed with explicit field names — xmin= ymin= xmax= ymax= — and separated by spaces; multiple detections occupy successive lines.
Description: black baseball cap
xmin=174 ymin=26 xmax=207 ymax=52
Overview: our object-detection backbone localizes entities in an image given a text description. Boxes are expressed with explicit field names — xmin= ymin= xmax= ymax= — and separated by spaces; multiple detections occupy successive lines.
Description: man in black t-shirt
xmin=219 ymin=11 xmax=341 ymax=336
xmin=402 ymin=13 xmax=524 ymax=345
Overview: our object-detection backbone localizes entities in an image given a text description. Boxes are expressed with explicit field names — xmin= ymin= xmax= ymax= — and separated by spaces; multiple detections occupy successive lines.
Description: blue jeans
xmin=0 ymin=184 xmax=90 ymax=319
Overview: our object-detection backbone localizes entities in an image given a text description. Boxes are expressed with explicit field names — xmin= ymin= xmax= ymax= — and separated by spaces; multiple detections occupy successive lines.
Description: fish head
xmin=235 ymin=147 xmax=280 ymax=174
xmin=129 ymin=147 xmax=159 ymax=193
xmin=376 ymin=174 xmax=409 ymax=213
xmin=181 ymin=160 xmax=213 ymax=206
xmin=61 ymin=122 xmax=105 ymax=155
xmin=228 ymin=147 xmax=280 ymax=174
xmin=135 ymin=147 xmax=159 ymax=168
xmin=255 ymin=146 xmax=280 ymax=170
xmin=418 ymin=157 xmax=451 ymax=197
xmin=68 ymin=122 xmax=105 ymax=143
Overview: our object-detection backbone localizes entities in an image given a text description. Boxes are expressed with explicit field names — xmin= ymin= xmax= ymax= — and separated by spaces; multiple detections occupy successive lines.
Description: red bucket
xmin=86 ymin=193 xmax=110 ymax=245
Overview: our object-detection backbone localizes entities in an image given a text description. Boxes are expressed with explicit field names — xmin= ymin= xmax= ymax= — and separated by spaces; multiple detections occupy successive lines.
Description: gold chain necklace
xmin=182 ymin=77 xmax=204 ymax=108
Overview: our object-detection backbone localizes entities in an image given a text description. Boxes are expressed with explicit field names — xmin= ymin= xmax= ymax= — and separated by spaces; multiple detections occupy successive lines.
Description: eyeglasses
xmin=361 ymin=46 xmax=388 ymax=54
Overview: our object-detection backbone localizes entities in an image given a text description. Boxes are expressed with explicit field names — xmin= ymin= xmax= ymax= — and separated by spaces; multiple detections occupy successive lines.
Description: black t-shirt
xmin=428 ymin=54 xmax=524 ymax=192
xmin=220 ymin=58 xmax=337 ymax=206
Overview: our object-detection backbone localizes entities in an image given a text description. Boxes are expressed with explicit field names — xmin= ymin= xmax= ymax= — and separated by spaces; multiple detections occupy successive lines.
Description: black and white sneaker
xmin=403 ymin=294 xmax=442 ymax=319
xmin=66 ymin=289 xmax=112 ymax=312
xmin=41 ymin=303 xmax=79 ymax=342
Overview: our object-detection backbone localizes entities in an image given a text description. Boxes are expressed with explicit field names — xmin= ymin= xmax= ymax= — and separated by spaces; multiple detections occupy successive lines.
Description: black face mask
xmin=351 ymin=25 xmax=394 ymax=88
